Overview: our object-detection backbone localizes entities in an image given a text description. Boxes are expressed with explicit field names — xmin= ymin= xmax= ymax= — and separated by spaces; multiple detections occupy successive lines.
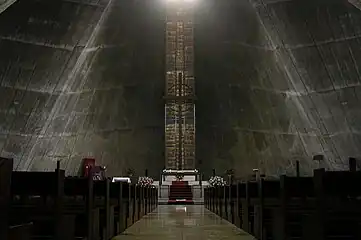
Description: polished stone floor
xmin=112 ymin=205 xmax=256 ymax=240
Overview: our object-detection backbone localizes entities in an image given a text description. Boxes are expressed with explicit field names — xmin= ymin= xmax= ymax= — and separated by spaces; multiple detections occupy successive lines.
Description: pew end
xmin=8 ymin=222 xmax=33 ymax=240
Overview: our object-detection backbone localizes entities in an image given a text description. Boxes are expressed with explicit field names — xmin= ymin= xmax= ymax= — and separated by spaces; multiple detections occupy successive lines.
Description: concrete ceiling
xmin=0 ymin=0 xmax=16 ymax=14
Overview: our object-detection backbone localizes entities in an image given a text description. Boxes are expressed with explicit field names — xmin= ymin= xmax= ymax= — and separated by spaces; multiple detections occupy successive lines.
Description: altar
xmin=160 ymin=169 xmax=201 ymax=184
xmin=156 ymin=169 xmax=209 ymax=205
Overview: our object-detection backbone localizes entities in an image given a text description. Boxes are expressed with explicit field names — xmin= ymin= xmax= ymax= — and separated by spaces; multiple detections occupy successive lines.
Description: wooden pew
xmin=223 ymin=186 xmax=230 ymax=222
xmin=128 ymin=185 xmax=136 ymax=227
xmin=64 ymin=177 xmax=100 ymax=240
xmin=205 ymin=185 xmax=235 ymax=225
xmin=229 ymin=184 xmax=237 ymax=225
xmin=217 ymin=186 xmax=225 ymax=217
xmin=0 ymin=157 xmax=13 ymax=240
xmin=142 ymin=187 xmax=146 ymax=216
xmin=93 ymin=178 xmax=117 ymax=240
xmin=247 ymin=178 xmax=314 ymax=240
xmin=205 ymin=186 xmax=220 ymax=214
xmin=0 ymin=158 xmax=34 ymax=240
xmin=211 ymin=187 xmax=216 ymax=213
xmin=204 ymin=187 xmax=210 ymax=210
xmin=310 ymin=169 xmax=361 ymax=240
xmin=271 ymin=175 xmax=314 ymax=240
xmin=155 ymin=187 xmax=157 ymax=209
xmin=241 ymin=181 xmax=256 ymax=234
xmin=153 ymin=186 xmax=158 ymax=211
xmin=204 ymin=187 xmax=209 ymax=210
xmin=110 ymin=181 xmax=129 ymax=235
xmin=143 ymin=186 xmax=147 ymax=215
xmin=256 ymin=172 xmax=361 ymax=240
xmin=234 ymin=183 xmax=244 ymax=228
xmin=10 ymin=169 xmax=75 ymax=240
xmin=8 ymin=222 xmax=34 ymax=240
xmin=205 ymin=170 xmax=361 ymax=240
xmin=136 ymin=185 xmax=144 ymax=220
xmin=205 ymin=182 xmax=280 ymax=239
xmin=254 ymin=179 xmax=280 ymax=240
xmin=149 ymin=187 xmax=153 ymax=212
xmin=205 ymin=187 xmax=208 ymax=207
xmin=143 ymin=186 xmax=149 ymax=215
xmin=148 ymin=187 xmax=153 ymax=213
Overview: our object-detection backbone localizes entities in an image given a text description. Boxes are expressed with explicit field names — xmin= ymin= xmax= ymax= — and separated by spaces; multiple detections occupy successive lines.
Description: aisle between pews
xmin=112 ymin=205 xmax=256 ymax=240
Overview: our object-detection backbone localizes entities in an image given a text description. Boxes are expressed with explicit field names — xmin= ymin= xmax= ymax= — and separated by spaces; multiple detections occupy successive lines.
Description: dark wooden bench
xmin=241 ymin=181 xmax=257 ymax=234
xmin=270 ymin=175 xmax=315 ymax=240
xmin=0 ymin=157 xmax=13 ymax=240
xmin=258 ymin=172 xmax=361 ymax=240
xmin=150 ymin=187 xmax=155 ymax=212
xmin=212 ymin=186 xmax=220 ymax=215
xmin=109 ymin=181 xmax=129 ymax=235
xmin=64 ymin=176 xmax=100 ymax=240
xmin=136 ymin=185 xmax=144 ymax=220
xmin=228 ymin=184 xmax=237 ymax=225
xmin=222 ymin=186 xmax=230 ymax=222
xmin=144 ymin=186 xmax=150 ymax=215
xmin=205 ymin=169 xmax=361 ymax=240
xmin=310 ymin=169 xmax=361 ymax=240
xmin=93 ymin=178 xmax=117 ymax=240
xmin=243 ymin=178 xmax=313 ymax=240
xmin=253 ymin=180 xmax=280 ymax=239
xmin=3 ymin=157 xmax=155 ymax=240
xmin=1 ymin=158 xmax=34 ymax=240
xmin=8 ymin=222 xmax=34 ymax=240
xmin=128 ymin=184 xmax=136 ymax=227
xmin=10 ymin=168 xmax=75 ymax=240
xmin=205 ymin=186 xmax=217 ymax=214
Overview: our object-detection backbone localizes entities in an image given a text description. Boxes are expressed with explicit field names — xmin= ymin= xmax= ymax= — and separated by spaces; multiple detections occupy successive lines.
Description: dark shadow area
xmin=195 ymin=0 xmax=289 ymax=178
xmin=196 ymin=0 xmax=361 ymax=178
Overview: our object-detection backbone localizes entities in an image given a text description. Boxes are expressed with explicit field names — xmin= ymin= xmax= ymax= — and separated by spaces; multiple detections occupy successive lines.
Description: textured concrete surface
xmin=2 ymin=0 xmax=361 ymax=179
xmin=349 ymin=0 xmax=361 ymax=10
xmin=112 ymin=205 xmax=255 ymax=240
xmin=0 ymin=0 xmax=17 ymax=14
xmin=0 ymin=0 xmax=165 ymax=176
xmin=195 ymin=0 xmax=361 ymax=178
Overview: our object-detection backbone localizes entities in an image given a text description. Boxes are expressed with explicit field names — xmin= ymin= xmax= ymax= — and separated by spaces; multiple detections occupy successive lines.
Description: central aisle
xmin=112 ymin=205 xmax=256 ymax=240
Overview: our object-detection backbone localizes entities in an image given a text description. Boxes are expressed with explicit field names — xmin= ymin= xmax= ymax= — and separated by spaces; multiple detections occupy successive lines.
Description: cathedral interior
xmin=2 ymin=0 xmax=361 ymax=239
xmin=1 ymin=0 xmax=361 ymax=178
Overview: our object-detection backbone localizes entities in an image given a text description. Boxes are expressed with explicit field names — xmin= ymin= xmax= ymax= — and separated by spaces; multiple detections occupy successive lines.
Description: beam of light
xmin=0 ymin=0 xmax=17 ymax=14
xmin=349 ymin=0 xmax=361 ymax=10
xmin=20 ymin=0 xmax=115 ymax=171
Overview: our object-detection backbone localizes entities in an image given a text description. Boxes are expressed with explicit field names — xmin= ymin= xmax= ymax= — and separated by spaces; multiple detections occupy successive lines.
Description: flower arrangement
xmin=137 ymin=176 xmax=154 ymax=186
xmin=208 ymin=176 xmax=227 ymax=187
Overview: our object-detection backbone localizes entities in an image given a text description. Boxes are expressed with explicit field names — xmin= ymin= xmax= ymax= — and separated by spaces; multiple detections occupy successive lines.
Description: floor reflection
xmin=113 ymin=205 xmax=255 ymax=240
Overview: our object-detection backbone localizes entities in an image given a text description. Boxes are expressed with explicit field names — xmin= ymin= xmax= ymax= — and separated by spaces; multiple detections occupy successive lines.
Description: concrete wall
xmin=2 ymin=0 xmax=361 ymax=179
xmin=0 ymin=0 xmax=17 ymax=14
xmin=195 ymin=0 xmax=361 ymax=178
xmin=0 ymin=0 xmax=165 ymax=177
